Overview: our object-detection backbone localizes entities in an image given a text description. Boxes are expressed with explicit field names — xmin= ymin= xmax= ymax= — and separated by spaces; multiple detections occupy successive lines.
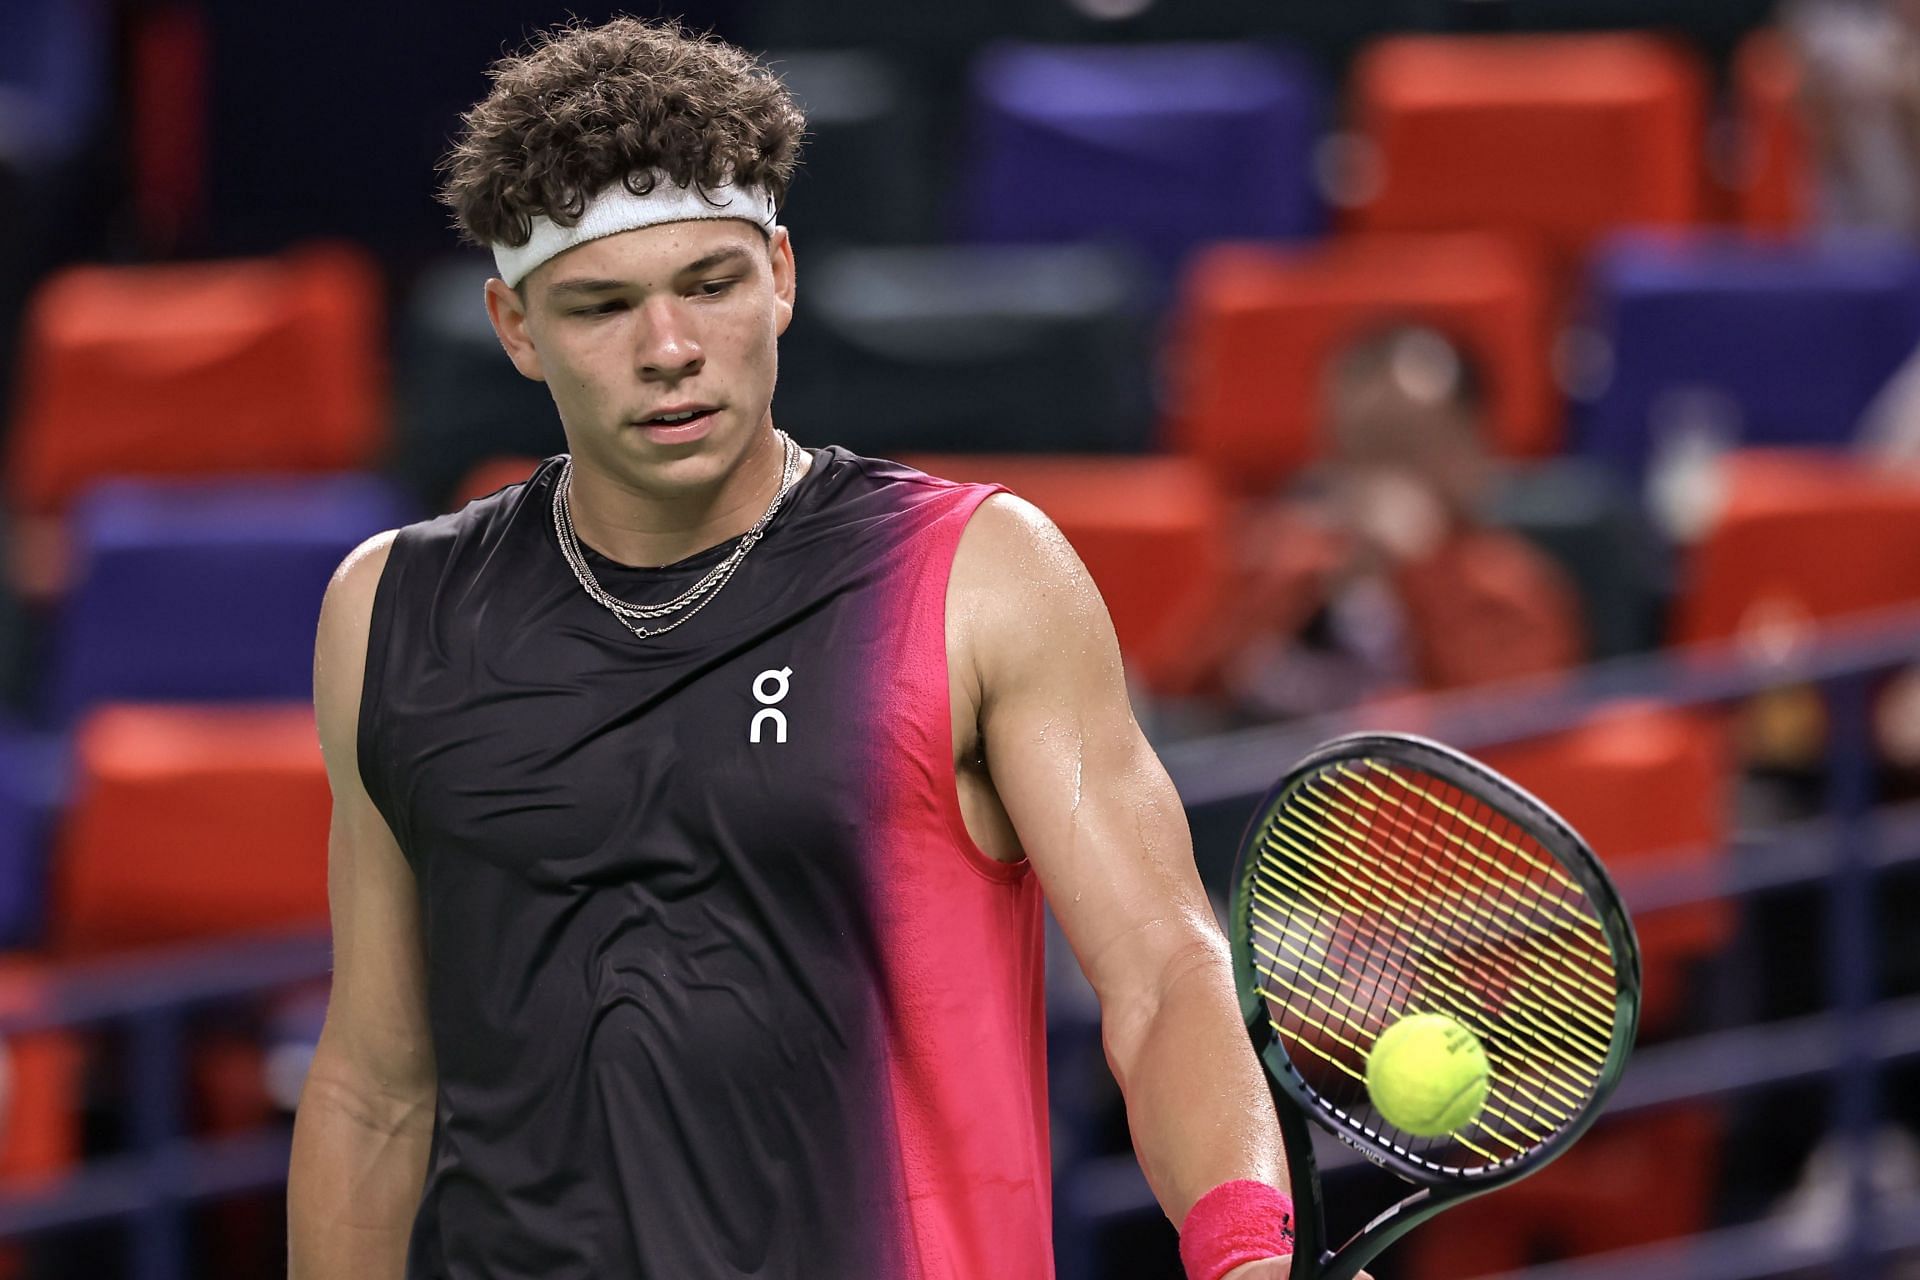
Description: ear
xmin=484 ymin=277 xmax=547 ymax=382
xmin=769 ymin=226 xmax=796 ymax=338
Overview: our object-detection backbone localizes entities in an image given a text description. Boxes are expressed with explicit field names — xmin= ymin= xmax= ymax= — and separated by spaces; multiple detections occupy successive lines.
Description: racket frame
xmin=1228 ymin=732 xmax=1642 ymax=1280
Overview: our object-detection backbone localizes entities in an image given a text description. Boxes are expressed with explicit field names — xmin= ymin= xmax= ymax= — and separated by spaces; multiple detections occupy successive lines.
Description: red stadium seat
xmin=1483 ymin=701 xmax=1733 ymax=1036
xmin=1728 ymin=29 xmax=1811 ymax=234
xmin=897 ymin=455 xmax=1229 ymax=695
xmin=1673 ymin=450 xmax=1920 ymax=647
xmin=1404 ymin=704 xmax=1733 ymax=1279
xmin=51 ymin=705 xmax=331 ymax=955
xmin=1165 ymin=233 xmax=1556 ymax=495
xmin=6 ymin=243 xmax=387 ymax=516
xmin=1346 ymin=34 xmax=1709 ymax=280
xmin=453 ymin=456 xmax=543 ymax=511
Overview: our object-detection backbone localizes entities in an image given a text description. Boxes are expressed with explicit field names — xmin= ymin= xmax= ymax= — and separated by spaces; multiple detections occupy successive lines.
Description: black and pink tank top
xmin=357 ymin=447 xmax=1052 ymax=1279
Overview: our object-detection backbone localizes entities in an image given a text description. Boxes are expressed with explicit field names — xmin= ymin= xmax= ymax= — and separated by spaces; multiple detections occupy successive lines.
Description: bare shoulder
xmin=313 ymin=530 xmax=400 ymax=773
xmin=951 ymin=493 xmax=1100 ymax=615
xmin=951 ymin=493 xmax=1121 ymax=698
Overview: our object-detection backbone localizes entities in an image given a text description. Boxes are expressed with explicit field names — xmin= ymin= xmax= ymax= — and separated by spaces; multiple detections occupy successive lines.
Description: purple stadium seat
xmin=1576 ymin=233 xmax=1920 ymax=483
xmin=48 ymin=474 xmax=415 ymax=722
xmin=0 ymin=725 xmax=64 ymax=948
xmin=963 ymin=42 xmax=1324 ymax=274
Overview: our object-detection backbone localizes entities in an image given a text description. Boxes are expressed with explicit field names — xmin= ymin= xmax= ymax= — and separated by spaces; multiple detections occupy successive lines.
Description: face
xmin=485 ymin=218 xmax=796 ymax=498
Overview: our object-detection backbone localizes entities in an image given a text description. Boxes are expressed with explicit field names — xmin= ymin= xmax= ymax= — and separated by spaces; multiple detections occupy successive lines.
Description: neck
xmin=563 ymin=425 xmax=806 ymax=569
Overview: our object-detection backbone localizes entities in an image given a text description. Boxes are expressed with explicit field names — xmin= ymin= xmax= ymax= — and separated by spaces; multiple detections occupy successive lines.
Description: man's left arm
xmin=955 ymin=496 xmax=1290 ymax=1275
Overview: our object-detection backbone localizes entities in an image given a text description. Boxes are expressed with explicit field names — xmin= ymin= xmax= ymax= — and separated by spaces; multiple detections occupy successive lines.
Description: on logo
xmin=750 ymin=667 xmax=792 ymax=744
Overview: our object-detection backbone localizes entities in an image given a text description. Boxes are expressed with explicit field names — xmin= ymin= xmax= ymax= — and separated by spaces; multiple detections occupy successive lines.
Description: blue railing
xmin=2 ymin=607 xmax=1919 ymax=1279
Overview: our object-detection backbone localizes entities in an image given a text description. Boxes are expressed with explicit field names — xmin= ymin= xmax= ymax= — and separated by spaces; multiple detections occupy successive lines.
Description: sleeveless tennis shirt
xmin=357 ymin=448 xmax=1052 ymax=1279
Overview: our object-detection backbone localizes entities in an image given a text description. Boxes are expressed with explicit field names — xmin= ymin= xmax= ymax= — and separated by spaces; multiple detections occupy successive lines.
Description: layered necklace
xmin=551 ymin=430 xmax=802 ymax=640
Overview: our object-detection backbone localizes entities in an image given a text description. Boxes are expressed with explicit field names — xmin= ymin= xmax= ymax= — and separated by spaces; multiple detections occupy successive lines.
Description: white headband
xmin=492 ymin=172 xmax=779 ymax=288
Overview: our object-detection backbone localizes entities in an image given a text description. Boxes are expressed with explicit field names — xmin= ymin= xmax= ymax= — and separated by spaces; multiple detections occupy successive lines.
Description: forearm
xmin=1104 ymin=943 xmax=1287 ymax=1225
xmin=287 ymin=1072 xmax=434 ymax=1280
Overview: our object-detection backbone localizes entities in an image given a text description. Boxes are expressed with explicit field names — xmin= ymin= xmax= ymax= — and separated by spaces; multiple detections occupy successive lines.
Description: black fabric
xmin=358 ymin=448 xmax=951 ymax=1278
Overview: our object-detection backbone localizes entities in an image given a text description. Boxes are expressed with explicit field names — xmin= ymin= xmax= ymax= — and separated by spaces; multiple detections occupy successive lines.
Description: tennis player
xmin=287 ymin=18 xmax=1297 ymax=1280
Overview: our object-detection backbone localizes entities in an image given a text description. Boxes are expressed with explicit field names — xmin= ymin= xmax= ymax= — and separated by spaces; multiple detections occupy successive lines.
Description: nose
xmin=635 ymin=296 xmax=704 ymax=382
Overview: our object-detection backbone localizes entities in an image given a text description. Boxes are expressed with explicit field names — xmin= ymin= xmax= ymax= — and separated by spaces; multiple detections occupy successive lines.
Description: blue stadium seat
xmin=963 ymin=42 xmax=1325 ymax=275
xmin=1576 ymin=234 xmax=1920 ymax=483
xmin=48 ymin=475 xmax=415 ymax=722
xmin=0 ymin=724 xmax=64 ymax=948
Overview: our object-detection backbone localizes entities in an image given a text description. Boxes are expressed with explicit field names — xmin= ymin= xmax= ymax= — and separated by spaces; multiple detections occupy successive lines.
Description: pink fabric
xmin=864 ymin=479 xmax=1053 ymax=1278
xmin=1179 ymin=1180 xmax=1297 ymax=1280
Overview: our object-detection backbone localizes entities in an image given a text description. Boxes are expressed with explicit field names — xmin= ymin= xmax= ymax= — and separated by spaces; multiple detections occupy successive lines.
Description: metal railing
xmin=2 ymin=606 xmax=1919 ymax=1279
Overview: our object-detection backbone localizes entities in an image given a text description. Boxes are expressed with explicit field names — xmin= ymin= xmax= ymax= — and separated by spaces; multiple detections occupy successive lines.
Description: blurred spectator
xmin=1781 ymin=0 xmax=1920 ymax=236
xmin=1158 ymin=325 xmax=1583 ymax=721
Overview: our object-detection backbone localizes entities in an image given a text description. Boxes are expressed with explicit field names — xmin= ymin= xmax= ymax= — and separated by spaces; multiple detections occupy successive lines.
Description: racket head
xmin=1228 ymin=733 xmax=1640 ymax=1265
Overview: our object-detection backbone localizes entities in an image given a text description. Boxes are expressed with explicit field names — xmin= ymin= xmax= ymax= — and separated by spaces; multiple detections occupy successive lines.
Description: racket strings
xmin=1292 ymin=780 xmax=1614 ymax=1015
xmin=1260 ymin=812 xmax=1613 ymax=1060
xmin=1249 ymin=760 xmax=1622 ymax=1172
xmin=1250 ymin=860 xmax=1592 ymax=1141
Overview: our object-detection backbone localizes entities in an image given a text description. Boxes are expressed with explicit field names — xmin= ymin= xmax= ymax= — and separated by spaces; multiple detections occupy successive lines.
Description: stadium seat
xmin=767 ymin=50 xmax=935 ymax=248
xmin=452 ymin=457 xmax=542 ymax=511
xmin=1166 ymin=234 xmax=1556 ymax=495
xmin=895 ymin=454 xmax=1227 ymax=695
xmin=1405 ymin=703 xmax=1734 ymax=1279
xmin=0 ymin=727 xmax=65 ymax=949
xmin=1673 ymin=449 xmax=1920 ymax=646
xmin=48 ymin=474 xmax=414 ymax=723
xmin=1345 ymin=34 xmax=1708 ymax=279
xmin=392 ymin=255 xmax=567 ymax=509
xmin=51 ymin=704 xmax=330 ymax=955
xmin=1727 ymin=28 xmax=1810 ymax=233
xmin=6 ymin=242 xmax=388 ymax=516
xmin=0 ymin=959 xmax=93 ymax=1184
xmin=778 ymin=243 xmax=1157 ymax=457
xmin=1483 ymin=701 xmax=1734 ymax=1037
xmin=1578 ymin=235 xmax=1920 ymax=484
xmin=963 ymin=43 xmax=1324 ymax=274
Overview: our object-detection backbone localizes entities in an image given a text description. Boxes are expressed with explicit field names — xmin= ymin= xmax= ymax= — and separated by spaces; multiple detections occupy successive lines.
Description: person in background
xmin=1161 ymin=324 xmax=1583 ymax=723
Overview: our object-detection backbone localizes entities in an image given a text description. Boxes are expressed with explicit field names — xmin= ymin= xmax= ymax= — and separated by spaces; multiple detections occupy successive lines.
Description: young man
xmin=287 ymin=19 xmax=1295 ymax=1279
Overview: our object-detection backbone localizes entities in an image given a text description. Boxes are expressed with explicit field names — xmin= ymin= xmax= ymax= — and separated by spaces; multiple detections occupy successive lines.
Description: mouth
xmin=630 ymin=405 xmax=721 ymax=444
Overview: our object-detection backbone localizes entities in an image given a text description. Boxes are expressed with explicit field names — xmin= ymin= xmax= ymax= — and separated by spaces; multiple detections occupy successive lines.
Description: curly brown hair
xmin=438 ymin=17 xmax=806 ymax=250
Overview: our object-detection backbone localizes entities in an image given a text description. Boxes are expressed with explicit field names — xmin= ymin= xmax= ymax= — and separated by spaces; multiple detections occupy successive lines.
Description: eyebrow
xmin=545 ymin=245 xmax=759 ymax=299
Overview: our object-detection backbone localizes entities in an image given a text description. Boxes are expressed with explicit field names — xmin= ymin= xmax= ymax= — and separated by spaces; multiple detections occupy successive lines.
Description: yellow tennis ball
xmin=1365 ymin=1013 xmax=1490 ymax=1138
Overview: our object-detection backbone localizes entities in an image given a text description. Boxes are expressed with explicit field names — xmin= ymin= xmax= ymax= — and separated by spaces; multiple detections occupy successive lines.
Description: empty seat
xmin=1483 ymin=701 xmax=1734 ymax=1036
xmin=1408 ymin=703 xmax=1734 ymax=1278
xmin=1346 ymin=34 xmax=1708 ymax=277
xmin=52 ymin=704 xmax=331 ymax=955
xmin=7 ymin=243 xmax=387 ymax=516
xmin=0 ymin=726 xmax=64 ymax=948
xmin=1577 ymin=235 xmax=1920 ymax=484
xmin=767 ymin=50 xmax=936 ymax=249
xmin=963 ymin=42 xmax=1324 ymax=274
xmin=778 ymin=244 xmax=1157 ymax=457
xmin=48 ymin=474 xmax=413 ymax=723
xmin=1673 ymin=449 xmax=1920 ymax=647
xmin=897 ymin=454 xmax=1227 ymax=694
xmin=1167 ymin=233 xmax=1555 ymax=494
xmin=392 ymin=255 xmax=568 ymax=509
xmin=1728 ymin=28 xmax=1810 ymax=233
xmin=452 ymin=456 xmax=542 ymax=511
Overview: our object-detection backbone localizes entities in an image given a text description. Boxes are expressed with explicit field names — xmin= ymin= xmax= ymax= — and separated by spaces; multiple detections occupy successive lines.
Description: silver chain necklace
xmin=551 ymin=430 xmax=801 ymax=640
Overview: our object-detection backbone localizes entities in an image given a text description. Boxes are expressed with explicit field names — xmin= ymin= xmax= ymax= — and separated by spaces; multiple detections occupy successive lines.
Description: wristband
xmin=1178 ymin=1179 xmax=1296 ymax=1280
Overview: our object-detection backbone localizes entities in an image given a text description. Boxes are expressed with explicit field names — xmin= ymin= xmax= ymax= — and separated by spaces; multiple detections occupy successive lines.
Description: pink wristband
xmin=1178 ymin=1179 xmax=1296 ymax=1280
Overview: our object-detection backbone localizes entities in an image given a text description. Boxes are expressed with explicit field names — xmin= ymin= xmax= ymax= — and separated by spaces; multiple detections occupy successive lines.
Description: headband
xmin=492 ymin=172 xmax=779 ymax=288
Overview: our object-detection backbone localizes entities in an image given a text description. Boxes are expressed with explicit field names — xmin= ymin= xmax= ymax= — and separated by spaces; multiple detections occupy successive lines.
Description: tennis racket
xmin=1227 ymin=732 xmax=1640 ymax=1280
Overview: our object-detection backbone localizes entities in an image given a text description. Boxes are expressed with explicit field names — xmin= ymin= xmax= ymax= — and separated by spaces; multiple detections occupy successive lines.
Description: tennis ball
xmin=1364 ymin=1013 xmax=1490 ymax=1138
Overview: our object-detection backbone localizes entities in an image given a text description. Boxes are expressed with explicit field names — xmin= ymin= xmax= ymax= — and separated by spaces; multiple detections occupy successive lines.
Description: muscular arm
xmin=954 ymin=497 xmax=1288 ymax=1241
xmin=287 ymin=532 xmax=437 ymax=1280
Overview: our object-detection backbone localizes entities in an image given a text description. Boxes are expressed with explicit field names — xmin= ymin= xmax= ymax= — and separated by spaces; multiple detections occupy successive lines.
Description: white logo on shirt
xmin=750 ymin=667 xmax=792 ymax=744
